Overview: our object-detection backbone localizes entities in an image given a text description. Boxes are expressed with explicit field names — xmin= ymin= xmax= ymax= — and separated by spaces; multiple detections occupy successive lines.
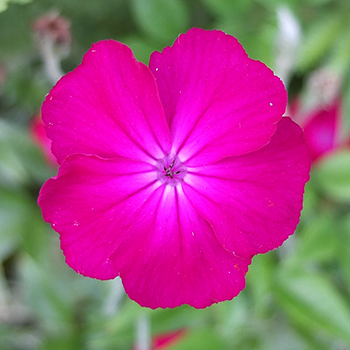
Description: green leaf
xmin=295 ymin=212 xmax=339 ymax=262
xmin=259 ymin=317 xmax=328 ymax=350
xmin=121 ymin=36 xmax=158 ymax=64
xmin=201 ymin=0 xmax=252 ymax=18
xmin=0 ymin=119 xmax=55 ymax=188
xmin=19 ymin=254 xmax=74 ymax=331
xmin=275 ymin=267 xmax=350 ymax=345
xmin=169 ymin=328 xmax=226 ymax=350
xmin=20 ymin=206 xmax=51 ymax=261
xmin=3 ymin=64 xmax=49 ymax=111
xmin=0 ymin=0 xmax=7 ymax=12
xmin=39 ymin=333 xmax=82 ymax=350
xmin=296 ymin=13 xmax=344 ymax=72
xmin=336 ymin=214 xmax=350 ymax=293
xmin=130 ymin=0 xmax=190 ymax=43
xmin=0 ymin=186 xmax=38 ymax=261
xmin=246 ymin=253 xmax=275 ymax=316
xmin=313 ymin=150 xmax=350 ymax=202
xmin=0 ymin=120 xmax=30 ymax=187
xmin=342 ymin=74 xmax=350 ymax=140
xmin=238 ymin=22 xmax=276 ymax=67
xmin=327 ymin=23 xmax=350 ymax=74
xmin=0 ymin=0 xmax=31 ymax=13
xmin=86 ymin=299 xmax=146 ymax=350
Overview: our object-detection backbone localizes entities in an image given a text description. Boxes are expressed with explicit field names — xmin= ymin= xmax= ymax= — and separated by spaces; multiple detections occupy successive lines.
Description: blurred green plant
xmin=0 ymin=0 xmax=31 ymax=13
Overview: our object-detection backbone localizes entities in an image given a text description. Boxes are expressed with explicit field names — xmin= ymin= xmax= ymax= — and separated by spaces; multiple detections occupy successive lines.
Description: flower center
xmin=156 ymin=155 xmax=187 ymax=186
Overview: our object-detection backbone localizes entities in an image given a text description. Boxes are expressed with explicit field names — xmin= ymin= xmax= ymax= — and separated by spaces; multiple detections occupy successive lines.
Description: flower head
xmin=302 ymin=98 xmax=342 ymax=163
xmin=32 ymin=11 xmax=71 ymax=47
xmin=38 ymin=28 xmax=310 ymax=309
xmin=290 ymin=96 xmax=343 ymax=164
xmin=289 ymin=68 xmax=347 ymax=164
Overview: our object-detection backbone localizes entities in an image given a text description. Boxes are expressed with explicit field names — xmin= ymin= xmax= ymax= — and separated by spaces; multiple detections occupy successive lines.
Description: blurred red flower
xmin=153 ymin=329 xmax=187 ymax=349
xmin=30 ymin=113 xmax=58 ymax=166
xmin=290 ymin=97 xmax=345 ymax=164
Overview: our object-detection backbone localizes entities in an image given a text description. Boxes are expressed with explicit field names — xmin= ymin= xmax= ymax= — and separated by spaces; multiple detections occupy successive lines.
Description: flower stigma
xmin=156 ymin=154 xmax=187 ymax=186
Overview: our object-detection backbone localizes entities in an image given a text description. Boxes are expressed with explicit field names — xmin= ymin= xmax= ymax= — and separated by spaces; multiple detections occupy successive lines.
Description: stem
xmin=39 ymin=35 xmax=64 ymax=85
xmin=102 ymin=277 xmax=125 ymax=316
xmin=135 ymin=313 xmax=151 ymax=350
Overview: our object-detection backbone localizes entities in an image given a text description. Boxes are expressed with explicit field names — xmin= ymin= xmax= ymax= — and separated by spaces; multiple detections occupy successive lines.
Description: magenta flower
xmin=291 ymin=97 xmax=343 ymax=163
xmin=290 ymin=97 xmax=350 ymax=165
xmin=303 ymin=99 xmax=341 ymax=163
xmin=38 ymin=28 xmax=310 ymax=309
xmin=30 ymin=113 xmax=58 ymax=167
xmin=152 ymin=329 xmax=187 ymax=349
xmin=134 ymin=329 xmax=187 ymax=350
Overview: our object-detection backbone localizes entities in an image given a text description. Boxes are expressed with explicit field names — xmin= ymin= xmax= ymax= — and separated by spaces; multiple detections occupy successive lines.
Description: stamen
xmin=156 ymin=155 xmax=187 ymax=186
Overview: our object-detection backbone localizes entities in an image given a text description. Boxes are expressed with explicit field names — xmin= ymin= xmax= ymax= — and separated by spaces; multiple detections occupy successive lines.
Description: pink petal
xmin=153 ymin=329 xmax=187 ymax=349
xmin=149 ymin=28 xmax=287 ymax=166
xmin=38 ymin=154 xmax=160 ymax=279
xmin=182 ymin=117 xmax=310 ymax=258
xmin=303 ymin=99 xmax=340 ymax=163
xmin=111 ymin=185 xmax=249 ymax=309
xmin=38 ymin=30 xmax=311 ymax=310
xmin=42 ymin=40 xmax=171 ymax=164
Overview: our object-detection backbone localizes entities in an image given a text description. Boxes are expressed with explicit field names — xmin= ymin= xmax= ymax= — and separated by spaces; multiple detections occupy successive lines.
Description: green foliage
xmin=296 ymin=13 xmax=345 ymax=72
xmin=169 ymin=329 xmax=226 ymax=350
xmin=130 ymin=0 xmax=190 ymax=43
xmin=0 ymin=0 xmax=31 ymax=13
xmin=314 ymin=151 xmax=350 ymax=203
xmin=201 ymin=0 xmax=252 ymax=18
xmin=275 ymin=267 xmax=350 ymax=344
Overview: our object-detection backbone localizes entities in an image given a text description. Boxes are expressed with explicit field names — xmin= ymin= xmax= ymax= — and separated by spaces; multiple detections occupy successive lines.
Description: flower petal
xmin=303 ymin=99 xmax=340 ymax=163
xmin=111 ymin=185 xmax=249 ymax=309
xmin=38 ymin=154 xmax=160 ymax=279
xmin=149 ymin=28 xmax=287 ymax=166
xmin=42 ymin=40 xmax=171 ymax=164
xmin=182 ymin=117 xmax=310 ymax=258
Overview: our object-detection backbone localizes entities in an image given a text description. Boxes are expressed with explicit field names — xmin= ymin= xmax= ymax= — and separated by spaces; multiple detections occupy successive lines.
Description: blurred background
xmin=1 ymin=0 xmax=350 ymax=349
